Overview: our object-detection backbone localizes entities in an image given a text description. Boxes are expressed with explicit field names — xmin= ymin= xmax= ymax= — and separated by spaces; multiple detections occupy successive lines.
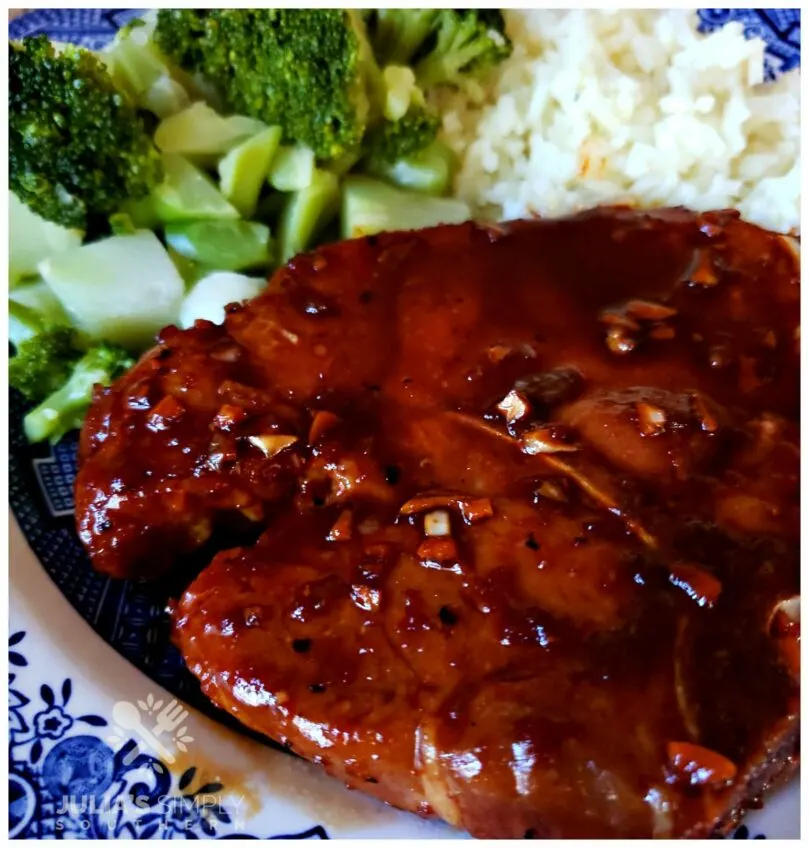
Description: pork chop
xmin=76 ymin=208 xmax=800 ymax=837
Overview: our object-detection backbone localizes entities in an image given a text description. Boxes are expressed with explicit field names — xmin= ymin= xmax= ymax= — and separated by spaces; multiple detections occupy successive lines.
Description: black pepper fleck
xmin=384 ymin=465 xmax=401 ymax=485
xmin=309 ymin=683 xmax=327 ymax=694
xmin=525 ymin=533 xmax=540 ymax=551
xmin=359 ymin=290 xmax=374 ymax=304
xmin=439 ymin=606 xmax=458 ymax=626
xmin=292 ymin=638 xmax=311 ymax=654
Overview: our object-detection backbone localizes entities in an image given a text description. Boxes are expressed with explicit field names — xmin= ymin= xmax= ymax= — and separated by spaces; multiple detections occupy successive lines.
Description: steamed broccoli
xmin=364 ymin=106 xmax=440 ymax=164
xmin=154 ymin=9 xmax=383 ymax=161
xmin=367 ymin=9 xmax=439 ymax=65
xmin=363 ymin=63 xmax=440 ymax=172
xmin=8 ymin=325 xmax=80 ymax=402
xmin=9 ymin=36 xmax=163 ymax=229
xmin=13 ymin=333 xmax=134 ymax=444
xmin=413 ymin=10 xmax=512 ymax=90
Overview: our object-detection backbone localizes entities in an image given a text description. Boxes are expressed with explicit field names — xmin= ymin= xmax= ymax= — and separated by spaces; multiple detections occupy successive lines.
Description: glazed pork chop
xmin=76 ymin=208 xmax=799 ymax=837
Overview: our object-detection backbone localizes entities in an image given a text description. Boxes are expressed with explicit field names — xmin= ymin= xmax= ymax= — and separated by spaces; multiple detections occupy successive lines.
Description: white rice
xmin=436 ymin=10 xmax=800 ymax=233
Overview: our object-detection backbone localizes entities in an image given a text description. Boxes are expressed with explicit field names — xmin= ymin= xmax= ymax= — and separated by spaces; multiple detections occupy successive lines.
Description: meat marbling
xmin=76 ymin=208 xmax=800 ymax=838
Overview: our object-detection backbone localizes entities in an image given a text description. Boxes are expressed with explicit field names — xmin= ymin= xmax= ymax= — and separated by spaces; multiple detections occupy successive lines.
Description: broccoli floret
xmin=413 ymin=10 xmax=512 ymax=90
xmin=9 ymin=36 xmax=163 ymax=229
xmin=363 ymin=64 xmax=440 ymax=165
xmin=23 ymin=342 xmax=134 ymax=444
xmin=367 ymin=9 xmax=439 ymax=65
xmin=8 ymin=325 xmax=81 ymax=402
xmin=154 ymin=9 xmax=383 ymax=161
xmin=364 ymin=106 xmax=440 ymax=164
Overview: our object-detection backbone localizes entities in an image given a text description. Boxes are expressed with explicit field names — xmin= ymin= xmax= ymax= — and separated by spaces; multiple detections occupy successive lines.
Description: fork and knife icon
xmin=112 ymin=698 xmax=190 ymax=764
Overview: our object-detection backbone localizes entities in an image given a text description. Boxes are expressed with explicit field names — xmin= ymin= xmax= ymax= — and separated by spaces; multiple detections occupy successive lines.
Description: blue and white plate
xmin=8 ymin=9 xmax=801 ymax=840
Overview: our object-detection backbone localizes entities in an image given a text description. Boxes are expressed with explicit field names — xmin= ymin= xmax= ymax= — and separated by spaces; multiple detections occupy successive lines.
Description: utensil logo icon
xmin=106 ymin=693 xmax=193 ymax=765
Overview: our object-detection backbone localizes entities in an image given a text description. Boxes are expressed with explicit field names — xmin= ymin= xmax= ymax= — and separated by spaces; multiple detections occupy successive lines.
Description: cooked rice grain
xmin=437 ymin=10 xmax=800 ymax=233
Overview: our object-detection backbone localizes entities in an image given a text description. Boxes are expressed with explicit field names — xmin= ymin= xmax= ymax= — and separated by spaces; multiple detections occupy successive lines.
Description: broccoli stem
xmin=372 ymin=10 xmax=438 ymax=66
xmin=24 ymin=347 xmax=132 ymax=444
xmin=278 ymin=168 xmax=341 ymax=262
xmin=364 ymin=139 xmax=456 ymax=196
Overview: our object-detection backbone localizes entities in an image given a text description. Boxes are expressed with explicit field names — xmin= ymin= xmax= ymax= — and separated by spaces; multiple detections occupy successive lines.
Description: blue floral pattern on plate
xmin=9 ymin=632 xmax=330 ymax=840
xmin=8 ymin=7 xmax=800 ymax=841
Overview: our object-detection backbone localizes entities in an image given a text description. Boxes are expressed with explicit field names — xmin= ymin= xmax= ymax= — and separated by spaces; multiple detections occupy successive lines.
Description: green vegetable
xmin=9 ymin=35 xmax=163 ymax=229
xmin=119 ymin=194 xmax=160 ymax=230
xmin=9 ymin=280 xmax=72 ymax=347
xmin=268 ymin=145 xmax=316 ymax=192
xmin=154 ymin=9 xmax=383 ymax=161
xmin=364 ymin=105 xmax=440 ymax=164
xmin=165 ymin=220 xmax=272 ymax=272
xmin=152 ymin=154 xmax=239 ymax=223
xmin=413 ymin=10 xmax=512 ymax=91
xmin=39 ymin=230 xmax=185 ymax=350
xmin=382 ymin=65 xmax=420 ymax=121
xmin=179 ymin=271 xmax=266 ymax=329
xmin=141 ymin=75 xmax=191 ymax=120
xmin=108 ymin=212 xmax=138 ymax=235
xmin=367 ymin=10 xmax=439 ymax=66
xmin=23 ymin=342 xmax=134 ymax=444
xmin=9 ymin=192 xmax=83 ymax=286
xmin=104 ymin=17 xmax=191 ymax=118
xmin=363 ymin=65 xmax=440 ymax=166
xmin=278 ymin=168 xmax=341 ymax=263
xmin=167 ymin=248 xmax=204 ymax=289
xmin=8 ymin=325 xmax=79 ymax=402
xmin=341 ymin=175 xmax=470 ymax=239
xmin=365 ymin=139 xmax=456 ymax=196
xmin=154 ymin=101 xmax=266 ymax=157
xmin=218 ymin=126 xmax=283 ymax=218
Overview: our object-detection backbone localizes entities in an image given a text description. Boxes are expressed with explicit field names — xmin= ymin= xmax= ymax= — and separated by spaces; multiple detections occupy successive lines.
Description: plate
xmin=8 ymin=8 xmax=801 ymax=839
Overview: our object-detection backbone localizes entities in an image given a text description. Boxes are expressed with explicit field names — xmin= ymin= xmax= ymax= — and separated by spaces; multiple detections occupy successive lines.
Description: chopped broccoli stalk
xmin=179 ymin=272 xmax=265 ymax=329
xmin=104 ymin=18 xmax=191 ymax=118
xmin=218 ymin=126 xmax=283 ymax=218
xmin=341 ymin=175 xmax=470 ymax=239
xmin=278 ymin=168 xmax=341 ymax=263
xmin=39 ymin=231 xmax=185 ymax=350
xmin=9 ymin=191 xmax=83 ymax=287
xmin=152 ymin=154 xmax=239 ymax=223
xmin=268 ymin=145 xmax=317 ymax=192
xmin=9 ymin=325 xmax=80 ymax=402
xmin=154 ymin=9 xmax=382 ymax=161
xmin=165 ymin=220 xmax=272 ymax=272
xmin=9 ymin=281 xmax=72 ymax=347
xmin=10 ymin=36 xmax=163 ymax=229
xmin=364 ymin=139 xmax=456 ymax=196
xmin=23 ymin=342 xmax=134 ymax=444
xmin=413 ymin=10 xmax=512 ymax=90
xmin=167 ymin=247 xmax=204 ymax=289
xmin=154 ymin=102 xmax=266 ymax=157
xmin=368 ymin=9 xmax=439 ymax=65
